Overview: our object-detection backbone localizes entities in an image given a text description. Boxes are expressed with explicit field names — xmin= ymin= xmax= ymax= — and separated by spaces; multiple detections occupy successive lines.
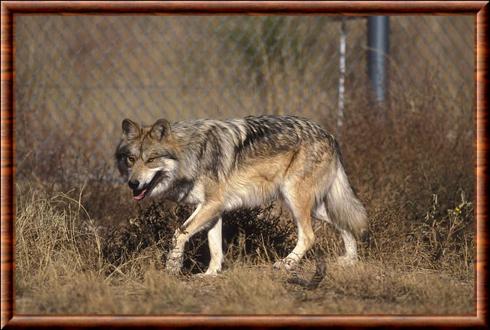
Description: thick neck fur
xmin=170 ymin=119 xmax=239 ymax=182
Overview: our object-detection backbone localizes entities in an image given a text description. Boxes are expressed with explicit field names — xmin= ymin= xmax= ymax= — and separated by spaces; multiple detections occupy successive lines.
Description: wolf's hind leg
xmin=313 ymin=202 xmax=358 ymax=265
xmin=205 ymin=217 xmax=223 ymax=276
xmin=312 ymin=202 xmax=332 ymax=224
xmin=274 ymin=186 xmax=315 ymax=271
xmin=336 ymin=229 xmax=358 ymax=265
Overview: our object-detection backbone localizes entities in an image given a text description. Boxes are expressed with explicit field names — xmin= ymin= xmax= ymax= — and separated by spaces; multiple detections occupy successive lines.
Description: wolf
xmin=115 ymin=115 xmax=368 ymax=275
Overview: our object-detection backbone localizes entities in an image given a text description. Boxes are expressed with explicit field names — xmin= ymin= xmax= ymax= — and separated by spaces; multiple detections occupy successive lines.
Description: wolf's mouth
xmin=132 ymin=171 xmax=165 ymax=201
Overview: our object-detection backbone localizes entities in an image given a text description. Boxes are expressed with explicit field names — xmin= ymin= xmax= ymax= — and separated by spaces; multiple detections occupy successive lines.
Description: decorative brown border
xmin=1 ymin=1 xmax=488 ymax=328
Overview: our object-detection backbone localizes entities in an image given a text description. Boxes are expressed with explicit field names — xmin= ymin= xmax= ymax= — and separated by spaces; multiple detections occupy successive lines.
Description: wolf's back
xmin=239 ymin=116 xmax=367 ymax=236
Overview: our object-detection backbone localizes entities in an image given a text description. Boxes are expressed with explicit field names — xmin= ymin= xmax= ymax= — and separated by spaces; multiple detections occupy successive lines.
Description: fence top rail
xmin=2 ymin=1 xmax=487 ymax=15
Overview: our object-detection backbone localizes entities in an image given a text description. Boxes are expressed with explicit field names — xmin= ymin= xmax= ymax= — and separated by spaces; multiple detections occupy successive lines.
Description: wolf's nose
xmin=128 ymin=180 xmax=140 ymax=190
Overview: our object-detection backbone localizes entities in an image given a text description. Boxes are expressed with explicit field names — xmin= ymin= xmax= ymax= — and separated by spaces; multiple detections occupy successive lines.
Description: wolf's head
xmin=115 ymin=118 xmax=179 ymax=201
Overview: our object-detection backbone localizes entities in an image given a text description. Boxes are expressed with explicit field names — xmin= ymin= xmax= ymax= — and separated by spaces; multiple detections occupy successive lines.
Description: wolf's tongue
xmin=133 ymin=189 xmax=147 ymax=201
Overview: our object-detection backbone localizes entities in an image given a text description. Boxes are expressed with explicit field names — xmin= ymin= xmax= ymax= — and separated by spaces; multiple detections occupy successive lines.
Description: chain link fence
xmin=15 ymin=15 xmax=473 ymax=182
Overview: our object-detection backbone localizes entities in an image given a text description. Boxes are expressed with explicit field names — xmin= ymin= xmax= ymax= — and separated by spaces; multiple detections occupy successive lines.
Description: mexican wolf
xmin=115 ymin=115 xmax=368 ymax=275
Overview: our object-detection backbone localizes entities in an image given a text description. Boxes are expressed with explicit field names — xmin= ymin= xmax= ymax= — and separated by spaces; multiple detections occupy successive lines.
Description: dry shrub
xmin=102 ymin=200 xmax=296 ymax=274
xmin=332 ymin=79 xmax=475 ymax=274
xmin=101 ymin=201 xmax=191 ymax=270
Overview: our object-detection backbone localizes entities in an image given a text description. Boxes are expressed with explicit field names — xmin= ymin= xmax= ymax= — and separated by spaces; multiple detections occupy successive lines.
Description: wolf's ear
xmin=149 ymin=119 xmax=171 ymax=141
xmin=122 ymin=119 xmax=140 ymax=140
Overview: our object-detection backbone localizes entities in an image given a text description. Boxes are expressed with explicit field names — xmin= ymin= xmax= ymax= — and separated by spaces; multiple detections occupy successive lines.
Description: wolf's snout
xmin=128 ymin=179 xmax=140 ymax=190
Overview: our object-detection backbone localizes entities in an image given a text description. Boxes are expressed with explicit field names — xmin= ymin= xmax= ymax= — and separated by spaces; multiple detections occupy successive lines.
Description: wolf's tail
xmin=325 ymin=161 xmax=368 ymax=238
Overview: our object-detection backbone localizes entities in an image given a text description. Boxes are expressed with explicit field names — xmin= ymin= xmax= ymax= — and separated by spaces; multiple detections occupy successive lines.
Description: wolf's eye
xmin=127 ymin=156 xmax=136 ymax=164
xmin=147 ymin=156 xmax=160 ymax=164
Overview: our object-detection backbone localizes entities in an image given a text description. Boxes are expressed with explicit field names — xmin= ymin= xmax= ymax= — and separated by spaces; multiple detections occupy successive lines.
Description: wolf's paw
xmin=165 ymin=256 xmax=183 ymax=275
xmin=194 ymin=270 xmax=220 ymax=278
xmin=336 ymin=255 xmax=357 ymax=266
xmin=360 ymin=229 xmax=371 ymax=244
xmin=273 ymin=257 xmax=297 ymax=271
xmin=165 ymin=265 xmax=181 ymax=276
xmin=203 ymin=267 xmax=221 ymax=276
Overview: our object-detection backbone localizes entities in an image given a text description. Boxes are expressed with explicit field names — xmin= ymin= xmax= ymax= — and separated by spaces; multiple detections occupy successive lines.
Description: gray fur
xmin=115 ymin=115 xmax=368 ymax=274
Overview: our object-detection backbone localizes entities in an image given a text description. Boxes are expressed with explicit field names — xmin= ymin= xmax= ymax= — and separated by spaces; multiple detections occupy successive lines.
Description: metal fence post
xmin=367 ymin=16 xmax=389 ymax=103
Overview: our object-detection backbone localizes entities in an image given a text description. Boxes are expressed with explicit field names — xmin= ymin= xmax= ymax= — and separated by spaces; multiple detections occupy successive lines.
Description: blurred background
xmin=15 ymin=16 xmax=473 ymax=182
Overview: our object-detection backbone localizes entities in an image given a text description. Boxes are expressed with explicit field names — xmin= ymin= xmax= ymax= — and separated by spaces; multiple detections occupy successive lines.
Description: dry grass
xmin=15 ymin=191 xmax=474 ymax=315
xmin=14 ymin=184 xmax=474 ymax=315
xmin=14 ymin=199 xmax=475 ymax=315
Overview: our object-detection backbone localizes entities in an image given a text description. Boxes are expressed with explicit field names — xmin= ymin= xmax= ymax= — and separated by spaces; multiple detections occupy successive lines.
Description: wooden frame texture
xmin=1 ymin=1 xmax=488 ymax=328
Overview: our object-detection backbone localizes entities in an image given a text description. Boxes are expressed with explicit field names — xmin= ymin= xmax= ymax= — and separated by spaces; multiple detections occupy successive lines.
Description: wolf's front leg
xmin=165 ymin=202 xmax=222 ymax=275
xmin=166 ymin=229 xmax=187 ymax=275
xmin=205 ymin=217 xmax=223 ymax=276
xmin=166 ymin=204 xmax=202 ymax=275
